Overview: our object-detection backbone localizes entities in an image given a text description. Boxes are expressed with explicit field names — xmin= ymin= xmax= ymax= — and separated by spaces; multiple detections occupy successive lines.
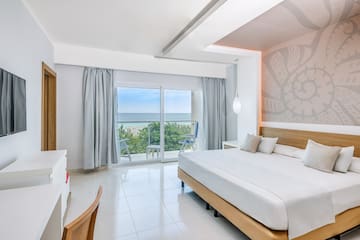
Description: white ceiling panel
xmin=24 ymin=0 xmax=210 ymax=55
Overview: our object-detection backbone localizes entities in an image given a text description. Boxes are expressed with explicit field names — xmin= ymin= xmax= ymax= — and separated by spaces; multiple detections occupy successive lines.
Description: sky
xmin=117 ymin=88 xmax=191 ymax=113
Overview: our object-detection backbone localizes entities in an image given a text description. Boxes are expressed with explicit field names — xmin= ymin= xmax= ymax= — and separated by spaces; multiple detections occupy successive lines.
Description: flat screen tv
xmin=0 ymin=68 xmax=26 ymax=137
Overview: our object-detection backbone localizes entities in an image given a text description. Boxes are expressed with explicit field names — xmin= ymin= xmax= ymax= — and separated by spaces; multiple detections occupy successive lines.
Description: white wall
xmin=114 ymin=70 xmax=201 ymax=90
xmin=225 ymin=64 xmax=238 ymax=141
xmin=237 ymin=54 xmax=261 ymax=143
xmin=0 ymin=0 xmax=54 ymax=168
xmin=56 ymin=65 xmax=83 ymax=170
xmin=54 ymin=43 xmax=227 ymax=79
xmin=56 ymin=64 xmax=204 ymax=169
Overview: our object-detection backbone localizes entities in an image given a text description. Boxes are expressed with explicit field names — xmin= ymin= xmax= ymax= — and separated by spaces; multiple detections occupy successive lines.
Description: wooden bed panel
xmin=260 ymin=127 xmax=360 ymax=157
xmin=179 ymin=167 xmax=360 ymax=240
xmin=178 ymin=168 xmax=288 ymax=240
xmin=179 ymin=127 xmax=360 ymax=239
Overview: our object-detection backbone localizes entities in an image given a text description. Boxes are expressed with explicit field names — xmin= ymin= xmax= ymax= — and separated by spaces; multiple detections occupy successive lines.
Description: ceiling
xmin=216 ymin=0 xmax=360 ymax=51
xmin=24 ymin=0 xmax=210 ymax=55
xmin=24 ymin=0 xmax=360 ymax=64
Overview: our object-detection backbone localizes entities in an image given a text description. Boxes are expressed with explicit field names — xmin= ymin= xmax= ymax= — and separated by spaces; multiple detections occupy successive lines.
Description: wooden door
xmin=41 ymin=62 xmax=57 ymax=151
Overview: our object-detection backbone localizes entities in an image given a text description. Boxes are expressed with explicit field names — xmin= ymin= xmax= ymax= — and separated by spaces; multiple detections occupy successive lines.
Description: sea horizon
xmin=117 ymin=112 xmax=191 ymax=122
xmin=117 ymin=113 xmax=192 ymax=128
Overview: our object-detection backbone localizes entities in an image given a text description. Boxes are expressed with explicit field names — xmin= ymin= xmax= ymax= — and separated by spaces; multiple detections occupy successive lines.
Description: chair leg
xmin=179 ymin=142 xmax=186 ymax=153
xmin=214 ymin=210 xmax=219 ymax=217
xmin=333 ymin=235 xmax=341 ymax=240
xmin=126 ymin=146 xmax=131 ymax=162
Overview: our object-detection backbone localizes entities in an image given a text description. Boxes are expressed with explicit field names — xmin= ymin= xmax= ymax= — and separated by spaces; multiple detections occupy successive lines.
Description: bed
xmin=178 ymin=127 xmax=360 ymax=240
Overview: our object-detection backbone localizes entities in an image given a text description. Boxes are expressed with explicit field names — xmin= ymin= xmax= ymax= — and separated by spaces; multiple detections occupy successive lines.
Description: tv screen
xmin=0 ymin=68 xmax=26 ymax=137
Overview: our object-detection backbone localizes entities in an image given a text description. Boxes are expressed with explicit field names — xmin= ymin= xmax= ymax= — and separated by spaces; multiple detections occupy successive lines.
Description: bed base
xmin=179 ymin=167 xmax=360 ymax=240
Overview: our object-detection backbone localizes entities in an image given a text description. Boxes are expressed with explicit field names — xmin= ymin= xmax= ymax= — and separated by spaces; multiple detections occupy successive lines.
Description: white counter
xmin=0 ymin=184 xmax=62 ymax=240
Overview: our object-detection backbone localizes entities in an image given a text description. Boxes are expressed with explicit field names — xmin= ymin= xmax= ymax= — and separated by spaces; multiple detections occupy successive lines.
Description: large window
xmin=116 ymin=87 xmax=194 ymax=164
xmin=164 ymin=90 xmax=192 ymax=160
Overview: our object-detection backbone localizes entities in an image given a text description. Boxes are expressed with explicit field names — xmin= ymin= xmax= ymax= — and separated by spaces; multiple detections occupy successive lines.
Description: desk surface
xmin=1 ymin=150 xmax=67 ymax=173
xmin=0 ymin=184 xmax=61 ymax=240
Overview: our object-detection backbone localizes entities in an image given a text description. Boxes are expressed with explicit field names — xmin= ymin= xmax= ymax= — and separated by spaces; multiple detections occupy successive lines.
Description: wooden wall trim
xmin=260 ymin=127 xmax=360 ymax=157
xmin=42 ymin=62 xmax=57 ymax=77
xmin=41 ymin=62 xmax=57 ymax=151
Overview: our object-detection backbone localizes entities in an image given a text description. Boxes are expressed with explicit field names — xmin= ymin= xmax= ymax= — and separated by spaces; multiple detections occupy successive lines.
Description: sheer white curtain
xmin=202 ymin=77 xmax=226 ymax=150
xmin=82 ymin=67 xmax=118 ymax=170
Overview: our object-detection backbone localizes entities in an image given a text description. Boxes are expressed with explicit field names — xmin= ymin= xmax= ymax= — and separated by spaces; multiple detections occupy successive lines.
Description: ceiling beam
xmin=161 ymin=0 xmax=227 ymax=56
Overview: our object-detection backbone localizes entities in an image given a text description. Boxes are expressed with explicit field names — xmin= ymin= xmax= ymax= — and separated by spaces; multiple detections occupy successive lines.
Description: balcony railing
xmin=116 ymin=120 xmax=194 ymax=162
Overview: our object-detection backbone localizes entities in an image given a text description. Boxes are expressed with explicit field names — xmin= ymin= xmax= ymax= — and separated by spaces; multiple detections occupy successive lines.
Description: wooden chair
xmin=62 ymin=186 xmax=103 ymax=240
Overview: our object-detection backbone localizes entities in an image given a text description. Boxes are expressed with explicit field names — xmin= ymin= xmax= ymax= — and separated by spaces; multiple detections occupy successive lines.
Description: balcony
xmin=116 ymin=120 xmax=196 ymax=164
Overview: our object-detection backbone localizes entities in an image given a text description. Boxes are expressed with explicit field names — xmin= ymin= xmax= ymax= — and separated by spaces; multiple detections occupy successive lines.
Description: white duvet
xmin=179 ymin=149 xmax=360 ymax=239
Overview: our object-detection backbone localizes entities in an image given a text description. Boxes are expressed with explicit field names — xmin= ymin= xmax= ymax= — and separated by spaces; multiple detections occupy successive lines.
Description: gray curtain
xmin=202 ymin=77 xmax=226 ymax=150
xmin=82 ymin=67 xmax=118 ymax=170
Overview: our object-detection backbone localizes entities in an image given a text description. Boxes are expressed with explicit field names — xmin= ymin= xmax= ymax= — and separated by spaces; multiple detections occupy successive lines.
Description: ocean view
xmin=117 ymin=113 xmax=192 ymax=128
xmin=118 ymin=113 xmax=191 ymax=122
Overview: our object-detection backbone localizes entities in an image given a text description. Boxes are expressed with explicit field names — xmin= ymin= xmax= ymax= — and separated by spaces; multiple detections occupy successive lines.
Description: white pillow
xmin=293 ymin=149 xmax=305 ymax=159
xmin=240 ymin=134 xmax=261 ymax=153
xmin=274 ymin=144 xmax=304 ymax=158
xmin=303 ymin=140 xmax=341 ymax=173
xmin=349 ymin=157 xmax=360 ymax=173
xmin=334 ymin=146 xmax=354 ymax=173
xmin=257 ymin=137 xmax=278 ymax=154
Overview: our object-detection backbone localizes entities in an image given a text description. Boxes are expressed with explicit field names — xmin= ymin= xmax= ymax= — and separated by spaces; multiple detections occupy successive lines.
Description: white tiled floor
xmin=66 ymin=163 xmax=360 ymax=240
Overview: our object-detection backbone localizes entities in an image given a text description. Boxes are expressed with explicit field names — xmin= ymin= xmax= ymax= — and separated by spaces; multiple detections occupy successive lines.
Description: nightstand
xmin=222 ymin=140 xmax=240 ymax=149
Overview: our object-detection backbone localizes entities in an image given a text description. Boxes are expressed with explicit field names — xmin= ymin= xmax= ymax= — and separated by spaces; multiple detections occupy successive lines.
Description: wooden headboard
xmin=260 ymin=127 xmax=360 ymax=157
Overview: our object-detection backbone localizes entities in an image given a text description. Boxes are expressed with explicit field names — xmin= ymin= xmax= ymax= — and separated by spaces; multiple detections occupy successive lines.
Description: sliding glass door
xmin=117 ymin=87 xmax=161 ymax=164
xmin=163 ymin=90 xmax=193 ymax=161
xmin=116 ymin=86 xmax=195 ymax=164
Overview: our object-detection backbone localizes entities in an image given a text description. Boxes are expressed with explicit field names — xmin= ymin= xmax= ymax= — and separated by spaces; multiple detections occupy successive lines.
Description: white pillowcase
xmin=349 ymin=157 xmax=360 ymax=174
xmin=240 ymin=134 xmax=261 ymax=153
xmin=293 ymin=149 xmax=305 ymax=159
xmin=273 ymin=144 xmax=304 ymax=159
xmin=303 ymin=140 xmax=341 ymax=173
xmin=334 ymin=146 xmax=354 ymax=173
xmin=257 ymin=137 xmax=278 ymax=154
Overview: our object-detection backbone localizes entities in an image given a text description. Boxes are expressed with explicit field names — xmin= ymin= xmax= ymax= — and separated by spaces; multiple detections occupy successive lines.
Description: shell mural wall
xmin=263 ymin=13 xmax=360 ymax=125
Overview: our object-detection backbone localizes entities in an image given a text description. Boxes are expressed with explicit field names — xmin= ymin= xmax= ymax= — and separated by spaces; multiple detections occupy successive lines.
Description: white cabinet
xmin=0 ymin=150 xmax=70 ymax=219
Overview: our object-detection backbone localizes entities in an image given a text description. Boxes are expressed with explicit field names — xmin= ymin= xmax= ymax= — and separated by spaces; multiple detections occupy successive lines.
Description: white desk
xmin=0 ymin=150 xmax=69 ymax=219
xmin=0 ymin=184 xmax=62 ymax=240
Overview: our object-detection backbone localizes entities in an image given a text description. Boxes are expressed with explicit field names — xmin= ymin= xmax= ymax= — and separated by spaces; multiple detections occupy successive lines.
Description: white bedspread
xmin=179 ymin=149 xmax=360 ymax=239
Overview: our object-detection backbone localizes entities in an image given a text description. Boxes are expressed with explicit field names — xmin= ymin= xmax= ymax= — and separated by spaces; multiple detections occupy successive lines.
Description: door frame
xmin=41 ymin=62 xmax=57 ymax=151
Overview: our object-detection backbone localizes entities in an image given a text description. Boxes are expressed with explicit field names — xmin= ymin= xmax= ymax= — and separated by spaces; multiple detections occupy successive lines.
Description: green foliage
xmin=118 ymin=122 xmax=192 ymax=154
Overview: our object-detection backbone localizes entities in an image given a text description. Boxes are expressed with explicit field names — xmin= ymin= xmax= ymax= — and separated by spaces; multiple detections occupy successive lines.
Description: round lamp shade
xmin=232 ymin=97 xmax=241 ymax=114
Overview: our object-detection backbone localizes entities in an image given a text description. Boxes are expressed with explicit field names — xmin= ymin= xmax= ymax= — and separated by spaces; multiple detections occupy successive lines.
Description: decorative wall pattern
xmin=263 ymin=2 xmax=360 ymax=125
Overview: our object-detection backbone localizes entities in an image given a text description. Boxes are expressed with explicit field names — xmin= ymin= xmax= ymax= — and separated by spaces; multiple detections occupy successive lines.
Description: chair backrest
xmin=118 ymin=139 xmax=129 ymax=149
xmin=62 ymin=186 xmax=103 ymax=240
xmin=194 ymin=121 xmax=199 ymax=139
